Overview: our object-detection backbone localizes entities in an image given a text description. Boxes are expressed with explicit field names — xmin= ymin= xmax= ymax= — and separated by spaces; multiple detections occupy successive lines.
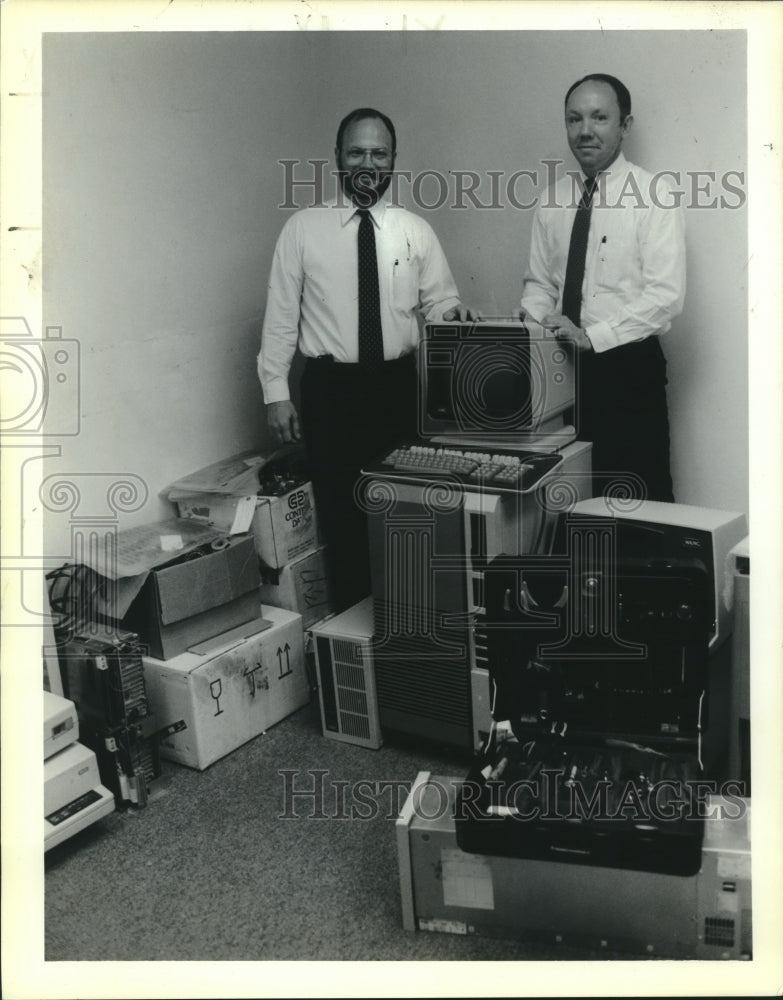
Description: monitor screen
xmin=418 ymin=320 xmax=576 ymax=445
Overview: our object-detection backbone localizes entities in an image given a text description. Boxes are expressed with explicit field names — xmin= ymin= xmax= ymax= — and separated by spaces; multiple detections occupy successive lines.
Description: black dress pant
xmin=300 ymin=354 xmax=418 ymax=612
xmin=577 ymin=337 xmax=674 ymax=503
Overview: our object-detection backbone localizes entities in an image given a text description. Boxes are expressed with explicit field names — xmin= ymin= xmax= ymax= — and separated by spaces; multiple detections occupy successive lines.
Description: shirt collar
xmin=576 ymin=151 xmax=631 ymax=195
xmin=337 ymin=197 xmax=389 ymax=228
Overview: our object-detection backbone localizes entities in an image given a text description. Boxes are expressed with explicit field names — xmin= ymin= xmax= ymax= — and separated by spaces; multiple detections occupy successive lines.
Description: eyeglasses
xmin=342 ymin=147 xmax=393 ymax=165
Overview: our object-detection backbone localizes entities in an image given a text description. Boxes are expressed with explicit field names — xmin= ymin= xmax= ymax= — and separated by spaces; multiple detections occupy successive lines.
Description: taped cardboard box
xmin=142 ymin=605 xmax=309 ymax=770
xmin=166 ymin=449 xmax=319 ymax=569
xmin=259 ymin=545 xmax=334 ymax=629
xmin=121 ymin=534 xmax=261 ymax=660
xmin=174 ymin=486 xmax=318 ymax=570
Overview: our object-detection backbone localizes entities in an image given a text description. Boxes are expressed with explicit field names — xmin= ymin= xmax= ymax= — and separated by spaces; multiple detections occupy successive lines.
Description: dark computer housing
xmin=419 ymin=319 xmax=576 ymax=446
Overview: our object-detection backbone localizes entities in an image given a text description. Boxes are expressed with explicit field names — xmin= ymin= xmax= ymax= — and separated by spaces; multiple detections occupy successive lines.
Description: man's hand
xmin=266 ymin=400 xmax=302 ymax=445
xmin=541 ymin=313 xmax=593 ymax=352
xmin=443 ymin=303 xmax=484 ymax=322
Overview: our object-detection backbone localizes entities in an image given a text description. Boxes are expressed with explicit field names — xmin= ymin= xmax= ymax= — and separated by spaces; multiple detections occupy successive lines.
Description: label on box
xmin=176 ymin=484 xmax=319 ymax=569
xmin=229 ymin=496 xmax=257 ymax=535
xmin=441 ymin=847 xmax=494 ymax=910
xmin=419 ymin=918 xmax=468 ymax=935
xmin=272 ymin=486 xmax=318 ymax=564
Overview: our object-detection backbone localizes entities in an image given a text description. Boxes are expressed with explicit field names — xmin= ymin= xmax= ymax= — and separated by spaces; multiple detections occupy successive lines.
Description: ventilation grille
xmin=315 ymin=633 xmax=382 ymax=748
xmin=333 ymin=651 xmax=370 ymax=737
xmin=334 ymin=661 xmax=366 ymax=691
xmin=332 ymin=638 xmax=363 ymax=665
xmin=339 ymin=709 xmax=371 ymax=740
xmin=372 ymin=602 xmax=471 ymax=729
xmin=704 ymin=917 xmax=735 ymax=947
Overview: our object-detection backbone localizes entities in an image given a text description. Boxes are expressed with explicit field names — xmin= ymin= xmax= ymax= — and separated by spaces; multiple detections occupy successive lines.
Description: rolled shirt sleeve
xmin=258 ymin=215 xmax=304 ymax=404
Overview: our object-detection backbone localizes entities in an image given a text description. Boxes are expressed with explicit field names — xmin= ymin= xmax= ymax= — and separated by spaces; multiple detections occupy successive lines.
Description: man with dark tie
xmin=520 ymin=74 xmax=686 ymax=502
xmin=258 ymin=108 xmax=478 ymax=610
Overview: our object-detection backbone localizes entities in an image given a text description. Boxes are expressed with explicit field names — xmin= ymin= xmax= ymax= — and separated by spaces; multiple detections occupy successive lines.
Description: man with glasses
xmin=258 ymin=107 xmax=478 ymax=610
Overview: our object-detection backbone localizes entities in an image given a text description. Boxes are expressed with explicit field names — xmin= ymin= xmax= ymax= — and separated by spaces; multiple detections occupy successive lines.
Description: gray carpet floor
xmin=44 ymin=694 xmax=637 ymax=964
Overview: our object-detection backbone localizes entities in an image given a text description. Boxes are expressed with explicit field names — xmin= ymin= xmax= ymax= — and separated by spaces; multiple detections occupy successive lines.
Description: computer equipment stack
xmin=398 ymin=498 xmax=752 ymax=956
xmin=44 ymin=690 xmax=115 ymax=851
xmin=57 ymin=628 xmax=162 ymax=808
xmin=360 ymin=319 xmax=592 ymax=753
xmin=397 ymin=770 xmax=752 ymax=959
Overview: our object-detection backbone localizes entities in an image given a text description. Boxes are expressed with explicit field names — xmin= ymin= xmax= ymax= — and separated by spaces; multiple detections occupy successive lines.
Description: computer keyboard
xmin=364 ymin=443 xmax=564 ymax=495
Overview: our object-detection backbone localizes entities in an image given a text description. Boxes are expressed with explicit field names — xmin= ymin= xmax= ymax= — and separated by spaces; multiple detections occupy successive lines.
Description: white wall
xmin=41 ymin=29 xmax=748 ymax=560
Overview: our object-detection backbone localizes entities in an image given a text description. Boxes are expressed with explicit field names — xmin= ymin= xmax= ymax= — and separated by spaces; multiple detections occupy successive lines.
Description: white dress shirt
xmin=258 ymin=198 xmax=462 ymax=403
xmin=520 ymin=153 xmax=686 ymax=353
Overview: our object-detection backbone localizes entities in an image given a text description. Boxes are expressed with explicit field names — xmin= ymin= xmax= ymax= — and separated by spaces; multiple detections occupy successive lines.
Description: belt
xmin=308 ymin=353 xmax=415 ymax=366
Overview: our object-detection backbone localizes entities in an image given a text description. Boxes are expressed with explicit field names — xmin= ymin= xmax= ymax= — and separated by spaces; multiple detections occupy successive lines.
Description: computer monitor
xmin=418 ymin=319 xmax=576 ymax=447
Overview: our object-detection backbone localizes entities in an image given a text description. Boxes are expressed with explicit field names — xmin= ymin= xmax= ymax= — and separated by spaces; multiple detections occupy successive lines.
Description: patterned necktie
xmin=357 ymin=209 xmax=384 ymax=370
xmin=561 ymin=176 xmax=599 ymax=327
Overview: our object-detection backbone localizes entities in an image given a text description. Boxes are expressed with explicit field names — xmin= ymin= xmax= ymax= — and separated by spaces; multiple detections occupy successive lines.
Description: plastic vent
xmin=704 ymin=917 xmax=735 ymax=947
xmin=339 ymin=710 xmax=371 ymax=740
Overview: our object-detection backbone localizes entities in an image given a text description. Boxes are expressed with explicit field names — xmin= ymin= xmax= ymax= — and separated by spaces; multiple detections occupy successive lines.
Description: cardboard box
xmin=122 ymin=534 xmax=261 ymax=660
xmin=142 ymin=606 xmax=309 ymax=770
xmin=166 ymin=448 xmax=320 ymax=569
xmin=174 ymin=484 xmax=319 ymax=570
xmin=259 ymin=545 xmax=333 ymax=629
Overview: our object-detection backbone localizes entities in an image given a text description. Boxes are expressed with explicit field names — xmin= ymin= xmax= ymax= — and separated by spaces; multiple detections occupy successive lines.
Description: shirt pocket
xmin=390 ymin=256 xmax=420 ymax=313
xmin=591 ymin=234 xmax=637 ymax=293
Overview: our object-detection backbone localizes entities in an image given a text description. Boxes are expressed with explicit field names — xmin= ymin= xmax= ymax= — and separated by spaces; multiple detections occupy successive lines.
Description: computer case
xmin=365 ymin=477 xmax=473 ymax=750
xmin=311 ymin=598 xmax=382 ymax=750
xmin=58 ymin=628 xmax=160 ymax=807
xmin=455 ymin=501 xmax=748 ymax=874
xmin=726 ymin=537 xmax=750 ymax=791
xmin=44 ymin=690 xmax=79 ymax=760
xmin=365 ymin=443 xmax=593 ymax=753
xmin=569 ymin=498 xmax=747 ymax=652
xmin=470 ymin=439 xmax=593 ymax=749
xmin=397 ymin=772 xmax=752 ymax=960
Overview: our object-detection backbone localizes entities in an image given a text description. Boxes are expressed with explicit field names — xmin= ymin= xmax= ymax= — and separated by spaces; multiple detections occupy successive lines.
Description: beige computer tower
xmin=397 ymin=772 xmax=751 ymax=960
xmin=311 ymin=598 xmax=382 ymax=750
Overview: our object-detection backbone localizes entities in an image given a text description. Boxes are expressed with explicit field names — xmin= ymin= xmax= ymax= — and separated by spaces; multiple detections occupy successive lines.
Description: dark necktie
xmin=561 ymin=176 xmax=598 ymax=327
xmin=357 ymin=209 xmax=384 ymax=370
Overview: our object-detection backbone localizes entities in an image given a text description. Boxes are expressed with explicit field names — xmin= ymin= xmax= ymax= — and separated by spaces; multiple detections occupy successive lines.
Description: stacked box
xmin=166 ymin=448 xmax=320 ymax=570
xmin=121 ymin=534 xmax=261 ymax=661
xmin=258 ymin=545 xmax=334 ymax=629
xmin=141 ymin=605 xmax=309 ymax=770
xmin=165 ymin=450 xmax=336 ymax=648
xmin=174 ymin=485 xmax=319 ymax=570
